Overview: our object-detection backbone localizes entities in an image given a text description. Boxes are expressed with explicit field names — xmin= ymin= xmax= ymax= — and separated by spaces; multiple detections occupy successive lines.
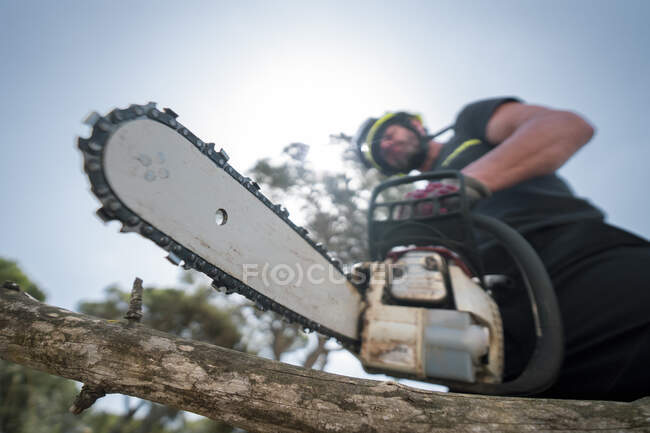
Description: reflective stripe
xmin=441 ymin=139 xmax=481 ymax=167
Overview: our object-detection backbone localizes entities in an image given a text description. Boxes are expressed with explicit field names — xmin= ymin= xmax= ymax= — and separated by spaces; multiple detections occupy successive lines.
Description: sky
xmin=2 ymin=0 xmax=650 ymax=400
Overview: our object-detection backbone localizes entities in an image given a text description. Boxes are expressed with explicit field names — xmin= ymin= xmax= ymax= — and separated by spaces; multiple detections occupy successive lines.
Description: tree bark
xmin=1 ymin=288 xmax=648 ymax=433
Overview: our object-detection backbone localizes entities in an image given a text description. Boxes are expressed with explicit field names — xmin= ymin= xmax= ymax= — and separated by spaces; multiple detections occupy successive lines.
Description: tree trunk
xmin=1 ymin=288 xmax=648 ymax=433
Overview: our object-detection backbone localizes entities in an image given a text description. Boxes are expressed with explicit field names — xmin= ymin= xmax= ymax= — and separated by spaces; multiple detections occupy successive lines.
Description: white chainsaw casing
xmin=359 ymin=253 xmax=504 ymax=384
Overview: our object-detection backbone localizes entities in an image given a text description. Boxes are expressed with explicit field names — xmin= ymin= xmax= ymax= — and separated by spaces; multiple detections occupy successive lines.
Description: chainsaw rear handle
xmin=368 ymin=171 xmax=563 ymax=395
xmin=460 ymin=213 xmax=564 ymax=395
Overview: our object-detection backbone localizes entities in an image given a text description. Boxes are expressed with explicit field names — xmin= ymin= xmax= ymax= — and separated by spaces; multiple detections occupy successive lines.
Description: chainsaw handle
xmin=453 ymin=214 xmax=564 ymax=396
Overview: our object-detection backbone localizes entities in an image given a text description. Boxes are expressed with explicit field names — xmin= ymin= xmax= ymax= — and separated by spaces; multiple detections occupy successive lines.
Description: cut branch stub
xmin=124 ymin=277 xmax=144 ymax=323
xmin=69 ymin=384 xmax=106 ymax=415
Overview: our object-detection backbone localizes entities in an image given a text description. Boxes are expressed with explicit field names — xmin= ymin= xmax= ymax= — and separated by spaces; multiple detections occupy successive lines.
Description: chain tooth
xmin=125 ymin=215 xmax=140 ymax=226
xmin=120 ymin=223 xmax=137 ymax=233
xmin=90 ymin=140 xmax=105 ymax=153
xmin=92 ymin=185 xmax=110 ymax=198
xmin=96 ymin=207 xmax=113 ymax=223
xmin=96 ymin=117 xmax=114 ymax=132
xmin=206 ymin=266 xmax=219 ymax=278
xmin=107 ymin=199 xmax=121 ymax=212
xmin=148 ymin=107 xmax=160 ymax=119
xmin=85 ymin=159 xmax=102 ymax=172
xmin=141 ymin=225 xmax=154 ymax=236
xmin=77 ymin=137 xmax=89 ymax=151
xmin=166 ymin=252 xmax=182 ymax=266
xmin=163 ymin=107 xmax=179 ymax=119
xmin=83 ymin=112 xmax=101 ymax=127
xmin=214 ymin=150 xmax=228 ymax=167
xmin=183 ymin=253 xmax=197 ymax=269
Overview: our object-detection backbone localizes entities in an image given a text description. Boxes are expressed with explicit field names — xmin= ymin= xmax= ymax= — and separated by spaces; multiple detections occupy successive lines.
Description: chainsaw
xmin=78 ymin=103 xmax=563 ymax=396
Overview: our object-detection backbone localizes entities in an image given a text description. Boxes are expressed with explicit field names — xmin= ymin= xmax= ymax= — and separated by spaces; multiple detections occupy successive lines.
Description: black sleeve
xmin=454 ymin=97 xmax=523 ymax=145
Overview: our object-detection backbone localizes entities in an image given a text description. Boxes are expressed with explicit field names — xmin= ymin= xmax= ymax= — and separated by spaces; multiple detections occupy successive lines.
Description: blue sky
xmin=1 ymin=0 xmax=649 ymax=380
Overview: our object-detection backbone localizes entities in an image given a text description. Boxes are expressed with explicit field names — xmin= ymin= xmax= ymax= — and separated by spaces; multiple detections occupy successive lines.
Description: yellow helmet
xmin=353 ymin=112 xmax=427 ymax=176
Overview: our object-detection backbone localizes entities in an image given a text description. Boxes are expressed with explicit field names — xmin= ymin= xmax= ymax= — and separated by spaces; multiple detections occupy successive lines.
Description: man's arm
xmin=461 ymin=102 xmax=595 ymax=192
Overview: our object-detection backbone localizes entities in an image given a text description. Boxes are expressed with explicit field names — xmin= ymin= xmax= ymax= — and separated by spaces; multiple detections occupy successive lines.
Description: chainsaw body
xmin=355 ymin=172 xmax=563 ymax=395
xmin=357 ymin=251 xmax=504 ymax=384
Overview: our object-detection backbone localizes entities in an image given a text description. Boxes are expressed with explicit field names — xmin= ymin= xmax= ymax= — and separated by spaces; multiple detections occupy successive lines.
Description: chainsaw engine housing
xmin=358 ymin=251 xmax=503 ymax=384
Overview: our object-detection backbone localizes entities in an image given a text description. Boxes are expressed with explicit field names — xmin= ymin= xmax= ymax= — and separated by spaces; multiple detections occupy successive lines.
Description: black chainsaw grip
xmin=461 ymin=214 xmax=564 ymax=396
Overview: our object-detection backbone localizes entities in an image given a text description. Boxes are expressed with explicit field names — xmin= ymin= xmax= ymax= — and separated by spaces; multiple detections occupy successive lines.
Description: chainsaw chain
xmin=78 ymin=102 xmax=358 ymax=350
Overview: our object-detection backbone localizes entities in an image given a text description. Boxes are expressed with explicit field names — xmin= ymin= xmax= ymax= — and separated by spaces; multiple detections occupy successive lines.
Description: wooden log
xmin=1 ymin=288 xmax=648 ymax=433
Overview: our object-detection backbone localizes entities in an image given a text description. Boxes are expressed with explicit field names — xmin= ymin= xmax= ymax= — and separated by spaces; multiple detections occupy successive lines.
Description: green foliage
xmin=0 ymin=257 xmax=82 ymax=433
xmin=79 ymin=285 xmax=241 ymax=349
xmin=0 ymin=257 xmax=240 ymax=433
xmin=248 ymin=139 xmax=383 ymax=265
xmin=0 ymin=361 xmax=83 ymax=433
xmin=0 ymin=257 xmax=46 ymax=301
xmin=234 ymin=303 xmax=309 ymax=361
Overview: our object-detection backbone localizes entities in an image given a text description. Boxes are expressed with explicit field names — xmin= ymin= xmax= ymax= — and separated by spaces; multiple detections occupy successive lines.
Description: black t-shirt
xmin=431 ymin=97 xmax=605 ymax=235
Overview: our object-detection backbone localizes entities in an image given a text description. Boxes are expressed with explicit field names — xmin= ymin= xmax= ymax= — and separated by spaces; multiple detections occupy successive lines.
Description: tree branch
xmin=1 ymin=288 xmax=648 ymax=433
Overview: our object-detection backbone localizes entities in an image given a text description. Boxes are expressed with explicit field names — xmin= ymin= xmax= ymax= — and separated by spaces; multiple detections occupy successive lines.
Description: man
xmin=355 ymin=97 xmax=649 ymax=401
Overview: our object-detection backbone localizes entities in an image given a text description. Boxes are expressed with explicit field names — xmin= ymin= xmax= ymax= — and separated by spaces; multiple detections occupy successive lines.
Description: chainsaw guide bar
xmin=78 ymin=102 xmax=360 ymax=349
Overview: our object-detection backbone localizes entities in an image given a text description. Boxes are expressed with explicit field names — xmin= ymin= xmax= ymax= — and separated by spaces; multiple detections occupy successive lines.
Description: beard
xmin=384 ymin=140 xmax=426 ymax=172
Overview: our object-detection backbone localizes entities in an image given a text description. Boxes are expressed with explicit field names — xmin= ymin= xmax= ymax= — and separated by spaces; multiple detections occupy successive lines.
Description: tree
xmin=74 ymin=270 xmax=336 ymax=432
xmin=0 ymin=258 xmax=88 ymax=433
xmin=0 ymin=258 xmax=45 ymax=301
xmin=248 ymin=139 xmax=382 ymax=266
xmin=0 ymin=259 xmax=245 ymax=433
xmin=2 ymin=287 xmax=648 ymax=433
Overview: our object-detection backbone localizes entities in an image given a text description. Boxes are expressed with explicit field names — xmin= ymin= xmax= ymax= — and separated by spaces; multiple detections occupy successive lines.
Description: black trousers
xmin=482 ymin=220 xmax=650 ymax=401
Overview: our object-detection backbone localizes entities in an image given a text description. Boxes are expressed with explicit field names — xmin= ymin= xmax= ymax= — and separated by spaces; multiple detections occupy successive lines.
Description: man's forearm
xmin=461 ymin=110 xmax=594 ymax=192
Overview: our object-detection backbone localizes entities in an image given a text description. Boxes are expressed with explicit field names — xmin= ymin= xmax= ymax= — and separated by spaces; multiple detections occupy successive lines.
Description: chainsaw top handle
xmin=368 ymin=170 xmax=563 ymax=396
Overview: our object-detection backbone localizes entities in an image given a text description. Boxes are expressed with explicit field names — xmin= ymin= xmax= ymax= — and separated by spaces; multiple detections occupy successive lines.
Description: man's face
xmin=379 ymin=124 xmax=420 ymax=171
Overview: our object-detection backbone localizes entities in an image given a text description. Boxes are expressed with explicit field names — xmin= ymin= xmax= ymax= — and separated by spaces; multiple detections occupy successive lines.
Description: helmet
xmin=353 ymin=112 xmax=429 ymax=176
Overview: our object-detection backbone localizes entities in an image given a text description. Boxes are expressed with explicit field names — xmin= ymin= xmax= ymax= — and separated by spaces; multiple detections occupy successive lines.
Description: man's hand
xmin=457 ymin=175 xmax=491 ymax=203
xmin=398 ymin=174 xmax=491 ymax=219
xmin=441 ymin=174 xmax=491 ymax=210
